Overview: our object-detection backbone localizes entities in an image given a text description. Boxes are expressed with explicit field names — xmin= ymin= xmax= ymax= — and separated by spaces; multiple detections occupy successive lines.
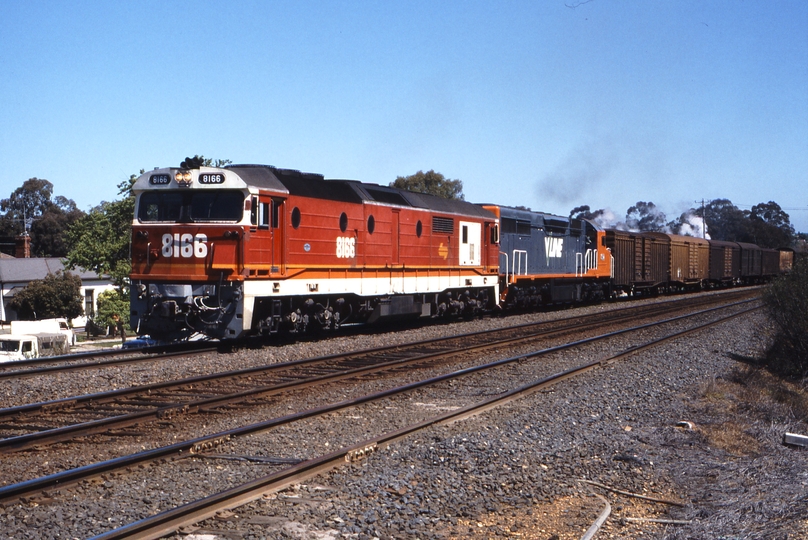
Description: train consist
xmin=129 ymin=163 xmax=792 ymax=341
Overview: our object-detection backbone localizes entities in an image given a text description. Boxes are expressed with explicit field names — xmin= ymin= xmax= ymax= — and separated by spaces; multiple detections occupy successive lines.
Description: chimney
xmin=15 ymin=234 xmax=30 ymax=258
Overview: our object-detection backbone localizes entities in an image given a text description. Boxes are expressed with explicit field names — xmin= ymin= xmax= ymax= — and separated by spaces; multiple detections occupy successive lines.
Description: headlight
xmin=175 ymin=171 xmax=193 ymax=187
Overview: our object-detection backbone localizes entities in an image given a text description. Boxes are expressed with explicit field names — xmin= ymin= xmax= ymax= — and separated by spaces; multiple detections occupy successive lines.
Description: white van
xmin=9 ymin=319 xmax=75 ymax=346
xmin=0 ymin=333 xmax=69 ymax=362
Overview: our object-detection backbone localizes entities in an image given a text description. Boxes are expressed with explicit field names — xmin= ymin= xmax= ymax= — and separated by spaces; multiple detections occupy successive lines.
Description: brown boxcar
xmin=603 ymin=229 xmax=638 ymax=291
xmin=737 ymin=242 xmax=762 ymax=281
xmin=779 ymin=248 xmax=795 ymax=273
xmin=645 ymin=233 xmax=709 ymax=286
xmin=604 ymin=230 xmax=669 ymax=294
xmin=761 ymin=248 xmax=781 ymax=277
xmin=707 ymin=240 xmax=741 ymax=284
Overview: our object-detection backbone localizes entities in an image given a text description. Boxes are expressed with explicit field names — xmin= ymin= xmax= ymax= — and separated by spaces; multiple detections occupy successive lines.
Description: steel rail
xmin=0 ymin=297 xmax=757 ymax=454
xmin=0 ymin=288 xmax=754 ymax=381
xmin=0 ymin=342 xmax=219 ymax=380
xmin=87 ymin=305 xmax=760 ymax=540
xmin=0 ymin=302 xmax=760 ymax=506
xmin=0 ymin=289 xmax=753 ymax=416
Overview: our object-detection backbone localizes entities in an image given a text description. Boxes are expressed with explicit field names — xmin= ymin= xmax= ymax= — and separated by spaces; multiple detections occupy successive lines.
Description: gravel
xmin=2 ymin=290 xmax=805 ymax=539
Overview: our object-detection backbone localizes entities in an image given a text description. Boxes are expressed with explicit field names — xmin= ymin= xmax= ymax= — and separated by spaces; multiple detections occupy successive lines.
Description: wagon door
xmin=249 ymin=196 xmax=285 ymax=274
xmin=459 ymin=221 xmax=481 ymax=266
xmin=248 ymin=196 xmax=273 ymax=269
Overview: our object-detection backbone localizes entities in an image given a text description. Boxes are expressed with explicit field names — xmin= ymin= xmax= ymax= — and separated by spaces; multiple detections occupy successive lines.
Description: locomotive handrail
xmin=576 ymin=248 xmax=598 ymax=277
xmin=610 ymin=249 xmax=614 ymax=279
xmin=500 ymin=251 xmax=509 ymax=284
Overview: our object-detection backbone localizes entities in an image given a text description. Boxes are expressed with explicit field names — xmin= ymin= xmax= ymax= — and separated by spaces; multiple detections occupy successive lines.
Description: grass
xmin=697 ymin=365 xmax=808 ymax=456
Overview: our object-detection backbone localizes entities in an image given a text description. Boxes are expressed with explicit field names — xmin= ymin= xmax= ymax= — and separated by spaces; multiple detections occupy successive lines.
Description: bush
xmin=762 ymin=257 xmax=808 ymax=377
xmin=95 ymin=289 xmax=130 ymax=331
xmin=7 ymin=270 xmax=83 ymax=320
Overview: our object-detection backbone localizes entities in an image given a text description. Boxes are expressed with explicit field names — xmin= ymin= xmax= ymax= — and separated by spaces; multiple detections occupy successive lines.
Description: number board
xmin=149 ymin=174 xmax=171 ymax=185
xmin=199 ymin=173 xmax=225 ymax=184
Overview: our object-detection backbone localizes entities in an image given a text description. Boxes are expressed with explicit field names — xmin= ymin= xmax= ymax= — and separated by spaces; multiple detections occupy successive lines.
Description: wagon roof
xmin=643 ymin=232 xmax=709 ymax=244
xmin=708 ymin=239 xmax=740 ymax=248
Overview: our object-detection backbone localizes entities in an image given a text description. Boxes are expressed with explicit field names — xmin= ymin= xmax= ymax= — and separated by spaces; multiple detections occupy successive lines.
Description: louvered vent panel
xmin=432 ymin=216 xmax=454 ymax=234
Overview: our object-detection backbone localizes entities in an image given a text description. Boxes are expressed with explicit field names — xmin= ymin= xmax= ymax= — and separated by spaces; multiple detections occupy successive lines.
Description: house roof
xmin=0 ymin=258 xmax=103 ymax=283
xmin=3 ymin=286 xmax=23 ymax=298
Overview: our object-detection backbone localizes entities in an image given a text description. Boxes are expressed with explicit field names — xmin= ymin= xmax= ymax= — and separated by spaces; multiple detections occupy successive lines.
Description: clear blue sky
xmin=1 ymin=1 xmax=807 ymax=232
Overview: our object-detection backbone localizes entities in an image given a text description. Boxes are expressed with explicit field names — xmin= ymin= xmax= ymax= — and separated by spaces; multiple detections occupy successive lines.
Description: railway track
xmin=0 ymin=340 xmax=219 ymax=381
xmin=0 ymin=290 xmax=756 ymax=454
xmin=0 ymin=294 xmax=758 ymax=523
xmin=0 ymin=289 xmax=758 ymax=383
xmin=83 ymin=301 xmax=760 ymax=539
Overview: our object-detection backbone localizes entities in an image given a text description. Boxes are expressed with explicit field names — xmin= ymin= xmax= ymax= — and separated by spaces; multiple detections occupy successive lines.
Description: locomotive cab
xmin=130 ymin=165 xmax=292 ymax=340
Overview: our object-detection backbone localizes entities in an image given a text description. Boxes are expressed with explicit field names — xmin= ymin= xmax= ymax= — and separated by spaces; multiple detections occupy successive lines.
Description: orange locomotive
xmin=129 ymin=163 xmax=500 ymax=340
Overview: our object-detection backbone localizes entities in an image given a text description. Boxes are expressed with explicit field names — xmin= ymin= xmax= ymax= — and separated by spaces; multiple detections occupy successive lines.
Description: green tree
xmin=0 ymin=178 xmax=53 ymax=225
xmin=390 ymin=170 xmax=464 ymax=200
xmin=64 ymin=175 xmax=136 ymax=289
xmin=749 ymin=201 xmax=794 ymax=248
xmin=696 ymin=199 xmax=750 ymax=242
xmin=31 ymin=196 xmax=86 ymax=257
xmin=7 ymin=271 xmax=83 ymax=320
xmin=94 ymin=289 xmax=130 ymax=331
xmin=0 ymin=178 xmax=85 ymax=256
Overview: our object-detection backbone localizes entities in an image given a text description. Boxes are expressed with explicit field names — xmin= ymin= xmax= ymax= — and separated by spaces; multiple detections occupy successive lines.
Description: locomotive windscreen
xmin=138 ymin=190 xmax=245 ymax=222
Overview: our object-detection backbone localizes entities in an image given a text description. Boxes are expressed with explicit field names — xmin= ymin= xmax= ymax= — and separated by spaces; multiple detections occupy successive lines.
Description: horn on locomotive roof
xmin=180 ymin=156 xmax=205 ymax=169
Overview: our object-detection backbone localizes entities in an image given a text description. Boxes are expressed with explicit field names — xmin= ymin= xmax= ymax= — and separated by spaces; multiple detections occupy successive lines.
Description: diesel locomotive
xmin=129 ymin=164 xmax=500 ymax=341
xmin=483 ymin=205 xmax=613 ymax=308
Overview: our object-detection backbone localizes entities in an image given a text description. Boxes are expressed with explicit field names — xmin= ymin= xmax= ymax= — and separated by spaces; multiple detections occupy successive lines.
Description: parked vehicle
xmin=121 ymin=337 xmax=160 ymax=349
xmin=7 ymin=318 xmax=76 ymax=346
xmin=0 ymin=332 xmax=69 ymax=362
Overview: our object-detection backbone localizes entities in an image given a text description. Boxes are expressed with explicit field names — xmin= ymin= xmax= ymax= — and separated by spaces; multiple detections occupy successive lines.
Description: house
xmin=0 ymin=235 xmax=117 ymax=327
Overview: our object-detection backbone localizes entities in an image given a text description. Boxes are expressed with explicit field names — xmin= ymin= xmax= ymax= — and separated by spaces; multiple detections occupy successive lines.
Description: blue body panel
xmin=497 ymin=207 xmax=595 ymax=276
